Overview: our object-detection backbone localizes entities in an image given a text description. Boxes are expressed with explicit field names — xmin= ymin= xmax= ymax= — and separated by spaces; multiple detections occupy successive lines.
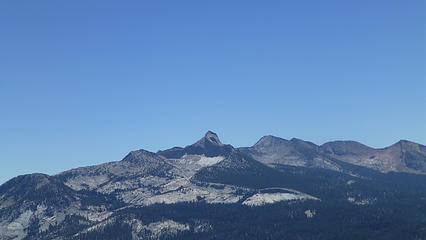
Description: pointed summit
xmin=205 ymin=131 xmax=222 ymax=144
xmin=195 ymin=131 xmax=223 ymax=147
xmin=157 ymin=131 xmax=232 ymax=158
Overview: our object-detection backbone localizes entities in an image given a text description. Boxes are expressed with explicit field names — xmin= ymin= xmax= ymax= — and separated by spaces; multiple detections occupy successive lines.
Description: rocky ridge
xmin=0 ymin=131 xmax=425 ymax=240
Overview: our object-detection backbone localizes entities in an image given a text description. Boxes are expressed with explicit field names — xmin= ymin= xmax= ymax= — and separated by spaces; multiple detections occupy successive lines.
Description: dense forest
xmin=24 ymin=166 xmax=425 ymax=240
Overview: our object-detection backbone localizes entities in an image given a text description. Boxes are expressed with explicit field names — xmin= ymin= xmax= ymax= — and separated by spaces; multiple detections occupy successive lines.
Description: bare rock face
xmin=0 ymin=131 xmax=425 ymax=240
xmin=157 ymin=131 xmax=233 ymax=158
xmin=240 ymin=135 xmax=426 ymax=174
xmin=320 ymin=140 xmax=426 ymax=174
xmin=0 ymin=173 xmax=78 ymax=209
xmin=57 ymin=149 xmax=173 ymax=192
xmin=239 ymin=136 xmax=342 ymax=171
xmin=398 ymin=140 xmax=426 ymax=172
xmin=0 ymin=174 xmax=84 ymax=240
xmin=195 ymin=131 xmax=224 ymax=146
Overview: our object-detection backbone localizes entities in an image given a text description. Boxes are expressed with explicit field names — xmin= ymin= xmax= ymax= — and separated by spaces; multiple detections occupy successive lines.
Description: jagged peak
xmin=157 ymin=131 xmax=233 ymax=159
xmin=194 ymin=131 xmax=223 ymax=146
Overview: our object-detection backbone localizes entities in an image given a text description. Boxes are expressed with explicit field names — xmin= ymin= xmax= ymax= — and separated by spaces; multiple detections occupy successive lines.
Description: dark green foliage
xmin=64 ymin=162 xmax=426 ymax=240
xmin=193 ymin=152 xmax=290 ymax=189
xmin=404 ymin=151 xmax=426 ymax=171
xmin=3 ymin=149 xmax=426 ymax=239
xmin=0 ymin=173 xmax=78 ymax=208
xmin=68 ymin=199 xmax=426 ymax=240
xmin=74 ymin=222 xmax=133 ymax=240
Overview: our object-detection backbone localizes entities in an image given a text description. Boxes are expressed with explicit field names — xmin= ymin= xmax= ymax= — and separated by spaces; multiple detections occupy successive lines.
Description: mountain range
xmin=1 ymin=131 xmax=425 ymax=240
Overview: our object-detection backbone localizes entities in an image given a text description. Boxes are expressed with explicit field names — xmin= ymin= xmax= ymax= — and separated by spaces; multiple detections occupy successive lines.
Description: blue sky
xmin=1 ymin=1 xmax=425 ymax=184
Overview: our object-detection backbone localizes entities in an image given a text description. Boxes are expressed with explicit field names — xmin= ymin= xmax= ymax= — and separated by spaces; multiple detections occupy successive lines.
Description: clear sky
xmin=1 ymin=1 xmax=425 ymax=184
